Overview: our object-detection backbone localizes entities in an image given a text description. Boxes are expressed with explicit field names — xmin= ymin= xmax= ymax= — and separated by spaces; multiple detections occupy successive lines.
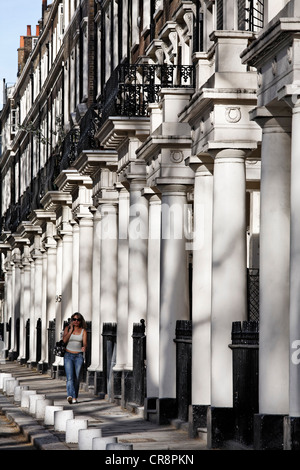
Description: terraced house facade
xmin=1 ymin=0 xmax=300 ymax=450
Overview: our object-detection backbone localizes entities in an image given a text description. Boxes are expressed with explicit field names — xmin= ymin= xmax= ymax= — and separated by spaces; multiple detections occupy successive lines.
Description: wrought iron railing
xmin=247 ymin=268 xmax=259 ymax=322
xmin=2 ymin=63 xmax=195 ymax=231
xmin=245 ymin=0 xmax=264 ymax=32
xmin=100 ymin=63 xmax=195 ymax=123
xmin=76 ymin=107 xmax=100 ymax=157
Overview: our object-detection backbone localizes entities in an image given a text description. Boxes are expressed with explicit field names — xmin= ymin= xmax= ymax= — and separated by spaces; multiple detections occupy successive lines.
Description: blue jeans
xmin=64 ymin=352 xmax=84 ymax=398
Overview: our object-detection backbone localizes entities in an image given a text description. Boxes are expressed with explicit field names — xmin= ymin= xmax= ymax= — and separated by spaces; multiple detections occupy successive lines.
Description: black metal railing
xmin=245 ymin=0 xmax=264 ymax=32
xmin=247 ymin=268 xmax=259 ymax=322
xmin=60 ymin=128 xmax=80 ymax=169
xmin=76 ymin=107 xmax=100 ymax=157
xmin=100 ymin=63 xmax=195 ymax=123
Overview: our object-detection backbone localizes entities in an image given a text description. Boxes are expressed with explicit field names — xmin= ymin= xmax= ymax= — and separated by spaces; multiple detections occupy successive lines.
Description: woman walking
xmin=63 ymin=312 xmax=87 ymax=404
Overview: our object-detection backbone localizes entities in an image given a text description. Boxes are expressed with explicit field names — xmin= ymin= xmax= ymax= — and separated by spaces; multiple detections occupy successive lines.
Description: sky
xmin=0 ymin=0 xmax=43 ymax=108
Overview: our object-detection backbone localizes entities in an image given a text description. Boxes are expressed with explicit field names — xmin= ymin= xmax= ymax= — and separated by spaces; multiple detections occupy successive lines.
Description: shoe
xmin=72 ymin=398 xmax=78 ymax=404
xmin=67 ymin=396 xmax=72 ymax=404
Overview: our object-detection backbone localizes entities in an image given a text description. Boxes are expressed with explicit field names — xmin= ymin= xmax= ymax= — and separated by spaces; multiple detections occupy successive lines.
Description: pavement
xmin=0 ymin=360 xmax=209 ymax=455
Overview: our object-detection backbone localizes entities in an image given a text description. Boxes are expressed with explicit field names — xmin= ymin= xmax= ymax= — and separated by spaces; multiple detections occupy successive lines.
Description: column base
xmin=51 ymin=364 xmax=65 ymax=379
xmin=8 ymin=350 xmax=18 ymax=361
xmin=144 ymin=397 xmax=177 ymax=425
xmin=37 ymin=361 xmax=48 ymax=374
xmin=284 ymin=416 xmax=300 ymax=450
xmin=113 ymin=370 xmax=122 ymax=401
xmin=188 ymin=404 xmax=208 ymax=438
xmin=95 ymin=370 xmax=106 ymax=397
xmin=254 ymin=413 xmax=285 ymax=450
xmin=27 ymin=360 xmax=37 ymax=369
xmin=121 ymin=369 xmax=133 ymax=408
xmin=82 ymin=368 xmax=96 ymax=393
xmin=144 ymin=397 xmax=158 ymax=422
xmin=207 ymin=406 xmax=235 ymax=449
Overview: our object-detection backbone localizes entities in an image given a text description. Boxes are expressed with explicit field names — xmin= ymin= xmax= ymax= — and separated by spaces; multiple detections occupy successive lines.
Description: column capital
xmin=278 ymin=84 xmax=300 ymax=110
xmin=73 ymin=149 xmax=118 ymax=177
xmin=41 ymin=191 xmax=72 ymax=212
xmin=157 ymin=183 xmax=191 ymax=196
xmin=210 ymin=148 xmax=247 ymax=163
xmin=54 ymin=169 xmax=93 ymax=193
xmin=141 ymin=187 xmax=162 ymax=203
xmin=98 ymin=201 xmax=119 ymax=217
xmin=185 ymin=154 xmax=213 ymax=174
xmin=250 ymin=106 xmax=291 ymax=132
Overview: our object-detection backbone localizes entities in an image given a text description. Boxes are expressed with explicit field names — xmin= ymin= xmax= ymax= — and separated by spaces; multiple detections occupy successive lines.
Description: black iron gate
xmin=36 ymin=318 xmax=42 ymax=363
xmin=102 ymin=322 xmax=117 ymax=398
xmin=48 ymin=319 xmax=56 ymax=367
xmin=25 ymin=319 xmax=30 ymax=362
xmin=132 ymin=319 xmax=146 ymax=407
xmin=175 ymin=320 xmax=192 ymax=422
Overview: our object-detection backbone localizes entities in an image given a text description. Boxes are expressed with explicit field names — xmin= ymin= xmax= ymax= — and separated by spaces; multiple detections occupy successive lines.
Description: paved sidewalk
xmin=0 ymin=361 xmax=208 ymax=452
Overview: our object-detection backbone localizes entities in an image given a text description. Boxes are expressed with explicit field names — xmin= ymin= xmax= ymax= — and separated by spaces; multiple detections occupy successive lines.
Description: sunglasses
xmin=72 ymin=318 xmax=80 ymax=321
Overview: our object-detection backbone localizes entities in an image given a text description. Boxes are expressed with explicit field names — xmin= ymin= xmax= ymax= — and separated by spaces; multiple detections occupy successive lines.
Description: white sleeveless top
xmin=67 ymin=329 xmax=83 ymax=353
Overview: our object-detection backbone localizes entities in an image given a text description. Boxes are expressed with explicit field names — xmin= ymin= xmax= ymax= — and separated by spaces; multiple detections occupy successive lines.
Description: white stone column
xmin=187 ymin=156 xmax=213 ymax=409
xmin=145 ymin=190 xmax=161 ymax=398
xmin=21 ymin=247 xmax=31 ymax=362
xmin=252 ymin=109 xmax=291 ymax=416
xmin=11 ymin=250 xmax=21 ymax=360
xmin=55 ymin=236 xmax=63 ymax=339
xmin=159 ymin=184 xmax=190 ymax=398
xmin=89 ymin=207 xmax=102 ymax=372
xmin=114 ymin=187 xmax=129 ymax=374
xmin=287 ymin=100 xmax=300 ymax=417
xmin=248 ymin=190 xmax=260 ymax=269
xmin=39 ymin=248 xmax=47 ymax=368
xmin=126 ymin=179 xmax=149 ymax=369
xmin=18 ymin=263 xmax=25 ymax=362
xmin=71 ymin=220 xmax=79 ymax=313
xmin=211 ymin=149 xmax=247 ymax=408
xmin=29 ymin=255 xmax=36 ymax=364
xmin=8 ymin=259 xmax=15 ymax=359
xmin=27 ymin=235 xmax=43 ymax=367
xmin=33 ymin=245 xmax=43 ymax=366
xmin=45 ymin=232 xmax=57 ymax=323
xmin=60 ymin=206 xmax=73 ymax=324
xmin=3 ymin=257 xmax=12 ymax=355
xmin=78 ymin=215 xmax=93 ymax=322
xmin=45 ymin=232 xmax=57 ymax=365
xmin=99 ymin=202 xmax=118 ymax=325
xmin=78 ymin=215 xmax=93 ymax=321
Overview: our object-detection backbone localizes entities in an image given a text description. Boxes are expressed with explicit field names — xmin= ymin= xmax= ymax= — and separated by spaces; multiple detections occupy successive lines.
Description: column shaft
xmin=146 ymin=193 xmax=161 ymax=397
xmin=89 ymin=208 xmax=101 ymax=371
xmin=78 ymin=217 xmax=93 ymax=321
xmin=159 ymin=185 xmax=190 ymax=398
xmin=115 ymin=188 xmax=129 ymax=372
xmin=259 ymin=117 xmax=290 ymax=415
xmin=61 ymin=231 xmax=73 ymax=324
xmin=211 ymin=149 xmax=247 ymax=408
xmin=55 ymin=237 xmax=63 ymax=340
xmin=29 ymin=259 xmax=36 ymax=363
xmin=127 ymin=181 xmax=148 ymax=369
xmin=289 ymin=101 xmax=300 ymax=416
xmin=192 ymin=163 xmax=213 ymax=406
xmin=71 ymin=221 xmax=79 ymax=313
xmin=22 ymin=254 xmax=31 ymax=362
xmin=99 ymin=203 xmax=118 ymax=325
